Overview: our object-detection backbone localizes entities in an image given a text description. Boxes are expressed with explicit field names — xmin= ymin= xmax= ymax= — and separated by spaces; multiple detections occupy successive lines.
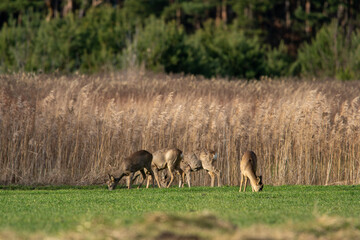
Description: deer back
xmin=152 ymin=148 xmax=183 ymax=169
xmin=240 ymin=150 xmax=257 ymax=174
xmin=183 ymin=153 xmax=202 ymax=171
xmin=152 ymin=149 xmax=168 ymax=169
xmin=121 ymin=150 xmax=153 ymax=172
xmin=164 ymin=148 xmax=183 ymax=167
xmin=199 ymin=150 xmax=217 ymax=171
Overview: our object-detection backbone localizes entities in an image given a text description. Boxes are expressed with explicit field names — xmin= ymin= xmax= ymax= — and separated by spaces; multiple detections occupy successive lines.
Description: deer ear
xmin=256 ymin=176 xmax=260 ymax=184
xmin=108 ymin=174 xmax=114 ymax=181
xmin=257 ymin=176 xmax=263 ymax=184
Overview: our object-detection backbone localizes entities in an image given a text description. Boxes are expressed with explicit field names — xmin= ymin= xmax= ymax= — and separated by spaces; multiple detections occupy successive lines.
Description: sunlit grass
xmin=0 ymin=185 xmax=359 ymax=233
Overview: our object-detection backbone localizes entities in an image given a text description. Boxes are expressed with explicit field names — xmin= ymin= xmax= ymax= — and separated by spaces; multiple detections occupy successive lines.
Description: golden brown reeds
xmin=0 ymin=72 xmax=359 ymax=186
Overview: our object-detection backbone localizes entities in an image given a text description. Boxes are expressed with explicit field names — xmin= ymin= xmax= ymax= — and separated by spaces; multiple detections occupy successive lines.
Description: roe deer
xmin=146 ymin=148 xmax=183 ymax=188
xmin=239 ymin=150 xmax=263 ymax=192
xmin=107 ymin=150 xmax=159 ymax=190
xmin=179 ymin=150 xmax=221 ymax=187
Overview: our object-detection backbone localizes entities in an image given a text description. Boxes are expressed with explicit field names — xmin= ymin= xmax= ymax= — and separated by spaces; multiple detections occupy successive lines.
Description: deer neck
xmin=117 ymin=172 xmax=126 ymax=183
xmin=246 ymin=169 xmax=259 ymax=187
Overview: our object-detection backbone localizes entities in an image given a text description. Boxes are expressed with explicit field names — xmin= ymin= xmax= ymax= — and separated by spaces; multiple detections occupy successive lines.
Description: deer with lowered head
xmin=239 ymin=150 xmax=263 ymax=192
xmin=179 ymin=150 xmax=221 ymax=188
xmin=107 ymin=150 xmax=159 ymax=190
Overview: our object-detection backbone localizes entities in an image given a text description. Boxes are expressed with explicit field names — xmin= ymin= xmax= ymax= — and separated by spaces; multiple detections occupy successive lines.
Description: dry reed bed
xmin=0 ymin=72 xmax=359 ymax=186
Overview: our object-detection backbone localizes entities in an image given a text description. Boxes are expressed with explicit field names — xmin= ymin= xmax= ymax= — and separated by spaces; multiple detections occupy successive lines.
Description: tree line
xmin=0 ymin=0 xmax=359 ymax=79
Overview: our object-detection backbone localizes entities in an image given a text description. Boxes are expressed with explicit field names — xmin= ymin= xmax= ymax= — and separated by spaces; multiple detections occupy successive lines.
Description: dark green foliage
xmin=124 ymin=0 xmax=169 ymax=23
xmin=133 ymin=19 xmax=290 ymax=79
xmin=187 ymin=22 xmax=267 ymax=78
xmin=0 ymin=0 xmax=44 ymax=16
xmin=133 ymin=17 xmax=189 ymax=73
xmin=0 ymin=7 xmax=289 ymax=79
xmin=266 ymin=41 xmax=293 ymax=77
xmin=0 ymin=7 xmax=135 ymax=73
xmin=0 ymin=11 xmax=42 ymax=72
xmin=296 ymin=21 xmax=360 ymax=80
xmin=0 ymin=1 xmax=360 ymax=79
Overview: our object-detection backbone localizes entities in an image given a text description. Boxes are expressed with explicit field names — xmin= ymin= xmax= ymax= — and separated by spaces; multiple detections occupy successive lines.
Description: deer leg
xmin=240 ymin=174 xmax=244 ymax=192
xmin=137 ymin=169 xmax=146 ymax=189
xmin=146 ymin=173 xmax=154 ymax=188
xmin=208 ymin=171 xmax=215 ymax=187
xmin=183 ymin=167 xmax=191 ymax=188
xmin=144 ymin=168 xmax=150 ymax=188
xmin=146 ymin=168 xmax=156 ymax=188
xmin=239 ymin=174 xmax=242 ymax=192
xmin=176 ymin=169 xmax=183 ymax=188
xmin=243 ymin=176 xmax=248 ymax=192
xmin=215 ymin=170 xmax=221 ymax=187
xmin=132 ymin=173 xmax=140 ymax=182
xmin=186 ymin=170 xmax=191 ymax=188
xmin=166 ymin=171 xmax=175 ymax=188
xmin=166 ymin=166 xmax=175 ymax=188
xmin=179 ymin=171 xmax=183 ymax=188
xmin=181 ymin=172 xmax=187 ymax=188
xmin=127 ymin=176 xmax=130 ymax=189
xmin=146 ymin=174 xmax=151 ymax=188
xmin=151 ymin=167 xmax=162 ymax=188
xmin=127 ymin=172 xmax=134 ymax=189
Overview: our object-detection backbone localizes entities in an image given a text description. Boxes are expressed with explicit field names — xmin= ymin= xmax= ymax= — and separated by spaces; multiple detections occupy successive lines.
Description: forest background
xmin=1 ymin=0 xmax=360 ymax=80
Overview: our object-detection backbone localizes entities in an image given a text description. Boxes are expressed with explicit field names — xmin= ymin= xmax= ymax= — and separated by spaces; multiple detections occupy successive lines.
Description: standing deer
xmin=179 ymin=150 xmax=221 ymax=187
xmin=239 ymin=151 xmax=263 ymax=192
xmin=107 ymin=150 xmax=159 ymax=190
xmin=146 ymin=148 xmax=183 ymax=188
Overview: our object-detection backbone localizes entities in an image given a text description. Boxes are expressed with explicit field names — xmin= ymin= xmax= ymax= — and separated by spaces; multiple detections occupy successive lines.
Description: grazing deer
xmin=178 ymin=153 xmax=201 ymax=188
xmin=239 ymin=151 xmax=263 ymax=192
xmin=107 ymin=150 xmax=159 ymax=190
xmin=146 ymin=148 xmax=183 ymax=188
xmin=179 ymin=150 xmax=221 ymax=187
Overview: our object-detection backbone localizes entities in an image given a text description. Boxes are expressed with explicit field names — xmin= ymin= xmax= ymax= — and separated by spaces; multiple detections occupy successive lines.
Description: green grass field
xmin=1 ymin=185 xmax=359 ymax=235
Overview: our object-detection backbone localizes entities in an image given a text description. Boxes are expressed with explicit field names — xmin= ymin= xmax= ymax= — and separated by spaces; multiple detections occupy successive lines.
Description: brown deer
xmin=146 ymin=148 xmax=183 ymax=188
xmin=107 ymin=150 xmax=159 ymax=190
xmin=239 ymin=151 xmax=263 ymax=192
xmin=179 ymin=150 xmax=221 ymax=187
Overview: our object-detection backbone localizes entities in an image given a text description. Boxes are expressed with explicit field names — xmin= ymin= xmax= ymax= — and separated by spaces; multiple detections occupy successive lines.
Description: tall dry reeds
xmin=0 ymin=72 xmax=359 ymax=186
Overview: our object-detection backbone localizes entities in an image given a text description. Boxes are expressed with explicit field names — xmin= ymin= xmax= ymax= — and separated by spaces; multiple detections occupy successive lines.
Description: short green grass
xmin=0 ymin=185 xmax=359 ymax=233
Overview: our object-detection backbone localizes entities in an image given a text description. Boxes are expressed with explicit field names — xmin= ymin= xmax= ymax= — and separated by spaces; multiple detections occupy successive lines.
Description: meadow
xmin=1 ymin=72 xmax=360 ymax=239
xmin=0 ymin=72 xmax=360 ymax=186
xmin=0 ymin=185 xmax=360 ymax=239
